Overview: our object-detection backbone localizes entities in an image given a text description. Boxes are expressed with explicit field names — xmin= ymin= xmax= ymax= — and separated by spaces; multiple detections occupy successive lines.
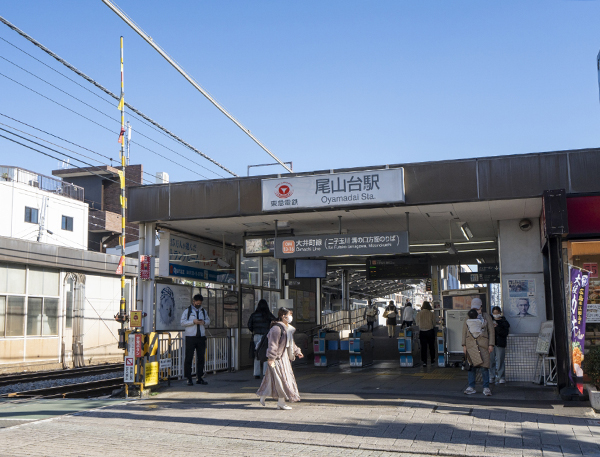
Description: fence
xmin=158 ymin=332 xmax=235 ymax=380
xmin=0 ymin=166 xmax=84 ymax=201
xmin=321 ymin=310 xmax=368 ymax=333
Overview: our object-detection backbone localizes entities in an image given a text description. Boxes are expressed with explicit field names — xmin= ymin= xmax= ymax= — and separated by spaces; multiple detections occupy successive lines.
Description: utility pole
xmin=114 ymin=36 xmax=128 ymax=345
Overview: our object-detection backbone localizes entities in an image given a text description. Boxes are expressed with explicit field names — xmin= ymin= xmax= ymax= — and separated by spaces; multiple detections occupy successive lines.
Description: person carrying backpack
xmin=248 ymin=299 xmax=276 ymax=379
xmin=180 ymin=294 xmax=210 ymax=386
xmin=462 ymin=298 xmax=495 ymax=396
xmin=256 ymin=307 xmax=303 ymax=410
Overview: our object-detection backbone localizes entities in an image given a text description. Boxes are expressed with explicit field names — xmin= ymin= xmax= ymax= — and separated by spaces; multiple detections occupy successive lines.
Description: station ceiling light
xmin=460 ymin=222 xmax=474 ymax=240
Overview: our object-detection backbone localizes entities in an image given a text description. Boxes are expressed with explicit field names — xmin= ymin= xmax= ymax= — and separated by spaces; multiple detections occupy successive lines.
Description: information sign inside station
xmin=366 ymin=256 xmax=430 ymax=280
xmin=459 ymin=272 xmax=500 ymax=284
xmin=145 ymin=361 xmax=159 ymax=387
xmin=274 ymin=231 xmax=409 ymax=259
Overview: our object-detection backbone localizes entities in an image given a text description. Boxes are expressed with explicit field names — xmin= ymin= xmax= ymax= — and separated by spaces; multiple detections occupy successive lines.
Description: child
xmin=466 ymin=308 xmax=483 ymax=338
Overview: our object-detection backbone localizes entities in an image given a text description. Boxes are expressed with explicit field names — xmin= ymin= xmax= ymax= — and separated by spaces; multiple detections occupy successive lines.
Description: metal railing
xmin=321 ymin=310 xmax=368 ymax=333
xmin=158 ymin=332 xmax=234 ymax=380
xmin=0 ymin=166 xmax=84 ymax=202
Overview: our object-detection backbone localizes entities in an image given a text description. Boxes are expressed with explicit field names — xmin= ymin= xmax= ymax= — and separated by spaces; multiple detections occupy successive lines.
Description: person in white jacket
xmin=402 ymin=302 xmax=414 ymax=328
xmin=180 ymin=294 xmax=211 ymax=386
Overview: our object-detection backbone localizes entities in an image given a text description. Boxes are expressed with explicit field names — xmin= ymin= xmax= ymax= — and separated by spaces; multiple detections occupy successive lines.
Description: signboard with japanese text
xmin=535 ymin=321 xmax=554 ymax=355
xmin=274 ymin=231 xmax=409 ymax=259
xmin=244 ymin=237 xmax=275 ymax=256
xmin=459 ymin=272 xmax=500 ymax=284
xmin=587 ymin=304 xmax=600 ymax=323
xmin=139 ymin=255 xmax=152 ymax=280
xmin=158 ymin=231 xmax=236 ymax=284
xmin=262 ymin=168 xmax=405 ymax=212
xmin=144 ymin=361 xmax=159 ymax=387
xmin=134 ymin=333 xmax=143 ymax=358
xmin=124 ymin=356 xmax=134 ymax=383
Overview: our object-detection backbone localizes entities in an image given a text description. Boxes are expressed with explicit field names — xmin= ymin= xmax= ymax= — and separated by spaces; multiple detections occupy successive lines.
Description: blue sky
xmin=1 ymin=1 xmax=600 ymax=183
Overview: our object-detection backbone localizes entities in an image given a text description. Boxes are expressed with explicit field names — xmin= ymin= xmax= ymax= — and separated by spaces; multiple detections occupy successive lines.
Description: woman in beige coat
xmin=462 ymin=298 xmax=495 ymax=396
xmin=256 ymin=307 xmax=303 ymax=410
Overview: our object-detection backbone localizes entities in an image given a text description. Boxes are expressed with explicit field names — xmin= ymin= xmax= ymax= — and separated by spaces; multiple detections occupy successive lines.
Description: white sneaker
xmin=259 ymin=396 xmax=266 ymax=406
xmin=277 ymin=404 xmax=292 ymax=410
xmin=483 ymin=388 xmax=492 ymax=396
xmin=464 ymin=387 xmax=476 ymax=395
xmin=499 ymin=378 xmax=506 ymax=384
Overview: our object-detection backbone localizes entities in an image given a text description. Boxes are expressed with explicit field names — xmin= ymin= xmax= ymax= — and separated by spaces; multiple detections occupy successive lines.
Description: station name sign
xmin=274 ymin=231 xmax=409 ymax=259
xmin=262 ymin=168 xmax=405 ymax=212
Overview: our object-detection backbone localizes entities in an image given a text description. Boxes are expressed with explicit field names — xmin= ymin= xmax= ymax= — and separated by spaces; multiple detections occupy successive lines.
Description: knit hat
xmin=470 ymin=297 xmax=482 ymax=309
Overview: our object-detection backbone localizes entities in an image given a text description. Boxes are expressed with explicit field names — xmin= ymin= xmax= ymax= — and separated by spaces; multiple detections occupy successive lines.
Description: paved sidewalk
xmin=1 ymin=364 xmax=599 ymax=456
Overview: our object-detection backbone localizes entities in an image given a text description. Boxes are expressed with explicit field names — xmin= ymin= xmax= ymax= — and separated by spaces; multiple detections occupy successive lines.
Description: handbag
xmin=287 ymin=344 xmax=296 ymax=362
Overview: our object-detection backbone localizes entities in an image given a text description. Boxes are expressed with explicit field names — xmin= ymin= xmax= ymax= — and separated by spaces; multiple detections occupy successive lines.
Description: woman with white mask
xmin=256 ymin=307 xmax=304 ymax=409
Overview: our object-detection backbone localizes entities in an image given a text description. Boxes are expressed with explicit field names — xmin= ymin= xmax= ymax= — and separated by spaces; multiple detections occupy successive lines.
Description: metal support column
xmin=142 ymin=223 xmax=156 ymax=332
xmin=316 ymin=277 xmax=321 ymax=326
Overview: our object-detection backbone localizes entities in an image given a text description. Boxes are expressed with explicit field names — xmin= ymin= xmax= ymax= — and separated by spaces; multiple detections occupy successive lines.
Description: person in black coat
xmin=248 ymin=299 xmax=276 ymax=379
xmin=490 ymin=306 xmax=510 ymax=384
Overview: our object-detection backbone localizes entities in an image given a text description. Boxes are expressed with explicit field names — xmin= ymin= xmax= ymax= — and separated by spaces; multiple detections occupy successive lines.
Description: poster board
xmin=535 ymin=320 xmax=554 ymax=355
xmin=444 ymin=310 xmax=469 ymax=354
xmin=156 ymin=283 xmax=192 ymax=331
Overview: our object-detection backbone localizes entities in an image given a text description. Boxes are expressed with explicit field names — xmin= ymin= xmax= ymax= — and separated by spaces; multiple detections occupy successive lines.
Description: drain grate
xmin=433 ymin=405 xmax=472 ymax=415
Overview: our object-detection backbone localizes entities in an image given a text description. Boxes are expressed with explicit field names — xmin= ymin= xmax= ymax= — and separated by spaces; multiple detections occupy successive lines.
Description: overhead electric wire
xmin=0 ymin=15 xmax=238 ymax=176
xmin=0 ymin=35 xmax=227 ymax=178
xmin=0 ymin=72 xmax=211 ymax=179
xmin=101 ymin=0 xmax=291 ymax=174
xmin=0 ymin=54 xmax=223 ymax=178
xmin=0 ymin=121 xmax=150 ymax=186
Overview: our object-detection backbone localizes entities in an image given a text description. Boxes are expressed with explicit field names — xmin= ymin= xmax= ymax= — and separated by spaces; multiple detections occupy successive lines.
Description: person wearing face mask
xmin=180 ymin=294 xmax=211 ymax=386
xmin=256 ymin=307 xmax=304 ymax=410
xmin=489 ymin=306 xmax=510 ymax=384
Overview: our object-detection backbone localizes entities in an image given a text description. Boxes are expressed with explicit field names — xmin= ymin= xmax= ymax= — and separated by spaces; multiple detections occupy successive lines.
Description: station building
xmin=127 ymin=147 xmax=600 ymax=391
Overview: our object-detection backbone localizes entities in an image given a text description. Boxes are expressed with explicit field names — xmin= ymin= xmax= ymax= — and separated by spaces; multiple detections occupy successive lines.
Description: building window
xmin=26 ymin=297 xmax=59 ymax=336
xmin=61 ymin=215 xmax=73 ymax=231
xmin=24 ymin=207 xmax=38 ymax=224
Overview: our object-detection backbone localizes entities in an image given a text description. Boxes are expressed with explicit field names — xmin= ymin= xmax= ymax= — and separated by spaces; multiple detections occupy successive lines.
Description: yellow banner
xmin=117 ymin=96 xmax=124 ymax=111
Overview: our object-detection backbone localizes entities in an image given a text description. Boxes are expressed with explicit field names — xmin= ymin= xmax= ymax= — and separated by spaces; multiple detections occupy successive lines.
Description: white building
xmin=0 ymin=166 xmax=137 ymax=373
xmin=0 ymin=166 xmax=88 ymax=249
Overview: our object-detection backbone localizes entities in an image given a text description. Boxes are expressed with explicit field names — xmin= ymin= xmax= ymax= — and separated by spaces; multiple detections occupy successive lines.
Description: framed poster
xmin=156 ymin=283 xmax=192 ymax=331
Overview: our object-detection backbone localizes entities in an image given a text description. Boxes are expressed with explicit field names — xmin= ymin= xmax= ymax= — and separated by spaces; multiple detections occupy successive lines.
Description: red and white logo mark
xmin=275 ymin=182 xmax=293 ymax=199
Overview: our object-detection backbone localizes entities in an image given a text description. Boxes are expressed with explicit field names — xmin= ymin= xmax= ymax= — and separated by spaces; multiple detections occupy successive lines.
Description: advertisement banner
xmin=274 ymin=231 xmax=409 ymax=259
xmin=156 ymin=283 xmax=192 ymax=332
xmin=262 ymin=168 xmax=405 ymax=212
xmin=158 ymin=231 xmax=236 ymax=283
xmin=570 ymin=267 xmax=590 ymax=394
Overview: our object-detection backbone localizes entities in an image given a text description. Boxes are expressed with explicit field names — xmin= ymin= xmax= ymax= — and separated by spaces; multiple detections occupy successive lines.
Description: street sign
xmin=459 ymin=272 xmax=500 ymax=284
xmin=124 ymin=356 xmax=134 ymax=383
xmin=159 ymin=358 xmax=172 ymax=369
xmin=134 ymin=333 xmax=143 ymax=357
xmin=366 ymin=256 xmax=430 ymax=280
xmin=145 ymin=361 xmax=159 ymax=387
xmin=130 ymin=310 xmax=142 ymax=328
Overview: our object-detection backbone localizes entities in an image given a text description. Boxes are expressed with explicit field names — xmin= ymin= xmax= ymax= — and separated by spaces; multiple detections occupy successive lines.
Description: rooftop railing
xmin=0 ymin=166 xmax=84 ymax=202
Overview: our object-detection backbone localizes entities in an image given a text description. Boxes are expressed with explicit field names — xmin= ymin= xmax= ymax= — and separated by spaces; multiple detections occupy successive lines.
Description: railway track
xmin=2 ymin=377 xmax=125 ymax=399
xmin=0 ymin=363 xmax=122 ymax=388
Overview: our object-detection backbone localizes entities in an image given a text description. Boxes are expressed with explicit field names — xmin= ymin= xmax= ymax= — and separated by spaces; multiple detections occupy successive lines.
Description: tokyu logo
xmin=282 ymin=240 xmax=295 ymax=254
xmin=275 ymin=182 xmax=293 ymax=199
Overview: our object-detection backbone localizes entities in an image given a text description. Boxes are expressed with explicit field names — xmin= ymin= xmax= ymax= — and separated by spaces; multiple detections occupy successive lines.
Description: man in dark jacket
xmin=248 ymin=299 xmax=276 ymax=379
xmin=489 ymin=306 xmax=510 ymax=384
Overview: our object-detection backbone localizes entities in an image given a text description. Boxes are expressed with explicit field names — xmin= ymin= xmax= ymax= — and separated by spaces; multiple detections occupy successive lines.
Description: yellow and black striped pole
xmin=116 ymin=36 xmax=127 ymax=335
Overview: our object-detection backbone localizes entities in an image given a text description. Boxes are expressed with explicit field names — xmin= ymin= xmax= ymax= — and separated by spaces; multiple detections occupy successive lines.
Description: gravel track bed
xmin=0 ymin=372 xmax=122 ymax=395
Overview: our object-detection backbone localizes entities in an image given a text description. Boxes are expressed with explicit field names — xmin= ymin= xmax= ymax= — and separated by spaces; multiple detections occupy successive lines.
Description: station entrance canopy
xmin=128 ymin=148 xmax=600 ymax=297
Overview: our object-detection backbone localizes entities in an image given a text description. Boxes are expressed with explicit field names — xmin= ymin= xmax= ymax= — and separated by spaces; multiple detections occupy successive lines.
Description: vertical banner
xmin=570 ymin=267 xmax=590 ymax=394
